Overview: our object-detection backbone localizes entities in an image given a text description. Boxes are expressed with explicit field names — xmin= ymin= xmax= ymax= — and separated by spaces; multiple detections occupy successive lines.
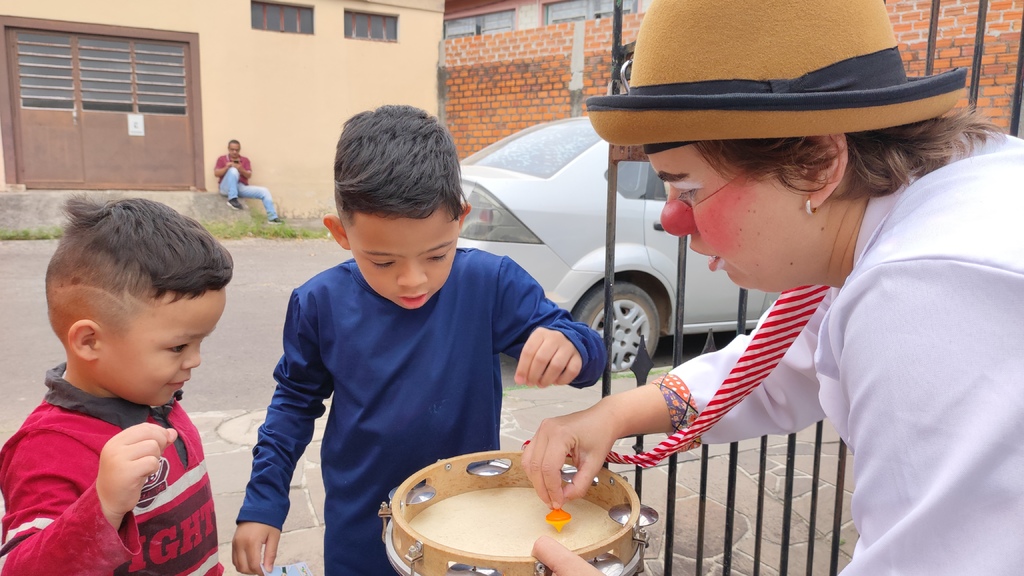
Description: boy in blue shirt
xmin=232 ymin=105 xmax=606 ymax=575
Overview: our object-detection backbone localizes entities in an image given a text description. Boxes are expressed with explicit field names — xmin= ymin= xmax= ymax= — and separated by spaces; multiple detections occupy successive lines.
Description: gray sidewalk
xmin=198 ymin=381 xmax=856 ymax=576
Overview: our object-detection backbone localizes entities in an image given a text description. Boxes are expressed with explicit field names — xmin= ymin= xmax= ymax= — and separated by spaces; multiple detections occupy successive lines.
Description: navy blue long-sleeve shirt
xmin=237 ymin=248 xmax=605 ymax=575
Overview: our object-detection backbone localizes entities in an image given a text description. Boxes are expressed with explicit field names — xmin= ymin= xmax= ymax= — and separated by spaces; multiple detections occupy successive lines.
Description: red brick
xmin=441 ymin=4 xmax=1019 ymax=157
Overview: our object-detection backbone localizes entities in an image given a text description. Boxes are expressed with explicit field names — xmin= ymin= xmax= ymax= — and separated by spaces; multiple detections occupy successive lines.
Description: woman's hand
xmin=522 ymin=385 xmax=675 ymax=510
xmin=521 ymin=406 xmax=618 ymax=510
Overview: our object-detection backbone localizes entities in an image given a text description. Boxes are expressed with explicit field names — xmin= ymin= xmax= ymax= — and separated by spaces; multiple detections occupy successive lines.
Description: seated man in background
xmin=214 ymin=139 xmax=284 ymax=224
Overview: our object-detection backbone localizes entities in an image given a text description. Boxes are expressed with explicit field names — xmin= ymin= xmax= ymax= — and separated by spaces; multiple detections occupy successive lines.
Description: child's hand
xmin=233 ymin=522 xmax=283 ymax=574
xmin=533 ymin=535 xmax=603 ymax=575
xmin=515 ymin=327 xmax=583 ymax=388
xmin=96 ymin=423 xmax=177 ymax=529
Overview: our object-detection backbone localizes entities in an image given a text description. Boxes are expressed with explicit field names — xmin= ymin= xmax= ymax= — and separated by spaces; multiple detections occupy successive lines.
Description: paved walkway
xmin=198 ymin=379 xmax=856 ymax=576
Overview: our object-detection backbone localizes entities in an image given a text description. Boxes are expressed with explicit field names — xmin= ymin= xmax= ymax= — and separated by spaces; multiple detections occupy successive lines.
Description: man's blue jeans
xmin=219 ymin=167 xmax=279 ymax=221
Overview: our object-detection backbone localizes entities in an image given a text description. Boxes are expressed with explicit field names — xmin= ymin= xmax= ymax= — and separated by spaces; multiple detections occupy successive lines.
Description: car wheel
xmin=573 ymin=282 xmax=660 ymax=373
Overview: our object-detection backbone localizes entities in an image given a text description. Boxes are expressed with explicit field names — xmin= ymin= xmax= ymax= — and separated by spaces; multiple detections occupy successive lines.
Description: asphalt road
xmin=0 ymin=238 xmax=339 ymax=434
xmin=0 ymin=238 xmax=710 ymax=437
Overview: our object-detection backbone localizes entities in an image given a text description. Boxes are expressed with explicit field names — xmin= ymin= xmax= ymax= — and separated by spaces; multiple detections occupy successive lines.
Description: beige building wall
xmin=0 ymin=0 xmax=444 ymax=217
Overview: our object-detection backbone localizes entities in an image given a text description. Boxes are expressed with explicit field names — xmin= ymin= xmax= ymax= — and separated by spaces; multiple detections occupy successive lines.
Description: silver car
xmin=458 ymin=117 xmax=777 ymax=371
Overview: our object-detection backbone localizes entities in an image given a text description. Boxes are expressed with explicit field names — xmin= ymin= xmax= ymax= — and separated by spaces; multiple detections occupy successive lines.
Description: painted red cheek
xmin=693 ymin=183 xmax=749 ymax=254
xmin=660 ymin=200 xmax=697 ymax=237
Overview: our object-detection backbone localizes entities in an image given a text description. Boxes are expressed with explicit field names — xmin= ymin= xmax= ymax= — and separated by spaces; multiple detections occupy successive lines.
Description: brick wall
xmin=889 ymin=0 xmax=1022 ymax=129
xmin=442 ymin=15 xmax=644 ymax=157
xmin=441 ymin=1 xmax=1022 ymax=158
xmin=442 ymin=24 xmax=574 ymax=154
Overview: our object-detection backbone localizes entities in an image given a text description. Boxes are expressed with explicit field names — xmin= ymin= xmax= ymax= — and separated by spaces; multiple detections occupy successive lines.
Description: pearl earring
xmin=805 ymin=199 xmax=817 ymax=215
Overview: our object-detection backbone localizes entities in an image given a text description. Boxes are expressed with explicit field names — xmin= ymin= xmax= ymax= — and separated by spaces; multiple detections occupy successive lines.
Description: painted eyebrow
xmin=656 ymin=171 xmax=692 ymax=183
xmin=363 ymin=239 xmax=455 ymax=258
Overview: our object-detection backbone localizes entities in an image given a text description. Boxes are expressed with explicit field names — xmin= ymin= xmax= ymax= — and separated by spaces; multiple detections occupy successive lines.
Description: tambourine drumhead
xmin=386 ymin=450 xmax=642 ymax=576
xmin=410 ymin=487 xmax=620 ymax=557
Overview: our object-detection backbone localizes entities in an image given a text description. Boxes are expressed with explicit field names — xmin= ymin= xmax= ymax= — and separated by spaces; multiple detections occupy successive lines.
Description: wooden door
xmin=9 ymin=30 xmax=85 ymax=186
xmin=8 ymin=28 xmax=195 ymax=189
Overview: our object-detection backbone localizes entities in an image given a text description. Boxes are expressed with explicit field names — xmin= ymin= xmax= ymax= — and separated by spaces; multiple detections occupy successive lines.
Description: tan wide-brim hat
xmin=587 ymin=0 xmax=967 ymax=147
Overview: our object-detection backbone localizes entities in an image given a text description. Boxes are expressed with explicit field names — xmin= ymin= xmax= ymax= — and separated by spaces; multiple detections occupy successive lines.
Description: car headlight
xmin=460 ymin=183 xmax=542 ymax=244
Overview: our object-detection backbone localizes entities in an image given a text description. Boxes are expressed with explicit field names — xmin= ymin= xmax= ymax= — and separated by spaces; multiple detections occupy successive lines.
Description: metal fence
xmin=599 ymin=2 xmax=1023 ymax=575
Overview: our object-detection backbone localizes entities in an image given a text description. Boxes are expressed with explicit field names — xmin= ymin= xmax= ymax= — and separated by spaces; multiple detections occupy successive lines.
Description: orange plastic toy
xmin=545 ymin=508 xmax=572 ymax=533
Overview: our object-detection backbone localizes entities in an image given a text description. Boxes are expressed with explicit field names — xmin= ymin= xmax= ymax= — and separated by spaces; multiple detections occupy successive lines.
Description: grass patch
xmin=502 ymin=383 xmax=531 ymax=398
xmin=200 ymin=214 xmax=330 ymax=240
xmin=0 ymin=227 xmax=63 ymax=240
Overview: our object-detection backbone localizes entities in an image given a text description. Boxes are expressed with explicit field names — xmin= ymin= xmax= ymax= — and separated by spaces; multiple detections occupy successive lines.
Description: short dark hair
xmin=695 ymin=107 xmax=1000 ymax=201
xmin=228 ymin=139 xmax=240 ymax=147
xmin=333 ymin=105 xmax=463 ymax=221
xmin=45 ymin=197 xmax=234 ymax=336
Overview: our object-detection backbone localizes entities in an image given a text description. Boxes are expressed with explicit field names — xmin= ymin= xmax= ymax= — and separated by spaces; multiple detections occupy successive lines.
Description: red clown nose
xmin=660 ymin=200 xmax=697 ymax=237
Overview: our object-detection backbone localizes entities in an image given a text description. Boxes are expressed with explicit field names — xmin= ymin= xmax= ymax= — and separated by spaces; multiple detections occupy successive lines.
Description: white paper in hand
xmin=262 ymin=562 xmax=314 ymax=576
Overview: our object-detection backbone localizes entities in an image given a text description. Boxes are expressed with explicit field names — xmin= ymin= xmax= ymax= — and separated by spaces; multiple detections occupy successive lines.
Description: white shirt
xmin=671 ymin=134 xmax=1024 ymax=575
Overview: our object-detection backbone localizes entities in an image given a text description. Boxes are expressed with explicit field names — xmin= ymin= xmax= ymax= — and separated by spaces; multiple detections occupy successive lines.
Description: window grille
xmin=545 ymin=0 xmax=636 ymax=25
xmin=251 ymin=2 xmax=314 ymax=34
xmin=15 ymin=32 xmax=74 ymax=110
xmin=445 ymin=11 xmax=514 ymax=39
xmin=345 ymin=11 xmax=397 ymax=42
xmin=15 ymin=31 xmax=187 ymax=116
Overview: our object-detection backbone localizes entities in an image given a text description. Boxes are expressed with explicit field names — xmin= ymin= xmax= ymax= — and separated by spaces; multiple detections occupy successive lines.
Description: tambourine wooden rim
xmin=387 ymin=450 xmax=641 ymax=575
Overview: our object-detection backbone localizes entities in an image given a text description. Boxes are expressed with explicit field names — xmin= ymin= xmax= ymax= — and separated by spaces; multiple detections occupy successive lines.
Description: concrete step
xmin=0 ymin=189 xmax=306 ymax=231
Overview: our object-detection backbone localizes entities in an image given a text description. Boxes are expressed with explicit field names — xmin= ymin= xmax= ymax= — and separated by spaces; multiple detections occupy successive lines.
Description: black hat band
xmin=633 ymin=47 xmax=909 ymax=98
xmin=595 ymin=47 xmax=966 ymax=114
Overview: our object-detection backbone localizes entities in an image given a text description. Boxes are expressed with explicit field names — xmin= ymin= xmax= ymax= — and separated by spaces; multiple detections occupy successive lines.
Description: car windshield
xmin=462 ymin=120 xmax=601 ymax=178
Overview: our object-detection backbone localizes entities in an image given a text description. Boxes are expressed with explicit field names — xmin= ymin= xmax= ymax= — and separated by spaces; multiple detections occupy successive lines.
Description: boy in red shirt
xmin=0 ymin=197 xmax=233 ymax=575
